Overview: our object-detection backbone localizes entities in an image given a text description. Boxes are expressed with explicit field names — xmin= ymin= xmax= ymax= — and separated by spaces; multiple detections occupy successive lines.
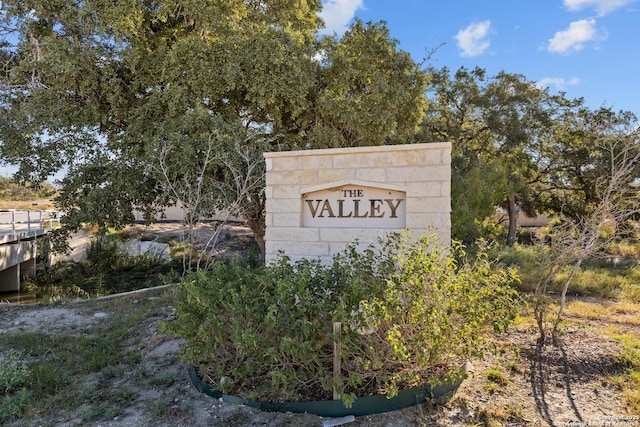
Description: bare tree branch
xmin=534 ymin=124 xmax=640 ymax=343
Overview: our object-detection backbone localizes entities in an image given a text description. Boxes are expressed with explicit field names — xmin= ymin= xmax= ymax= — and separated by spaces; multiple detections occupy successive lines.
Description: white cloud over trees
xmin=454 ymin=20 xmax=491 ymax=57
xmin=318 ymin=0 xmax=364 ymax=35
xmin=536 ymin=77 xmax=581 ymax=90
xmin=547 ymin=19 xmax=604 ymax=54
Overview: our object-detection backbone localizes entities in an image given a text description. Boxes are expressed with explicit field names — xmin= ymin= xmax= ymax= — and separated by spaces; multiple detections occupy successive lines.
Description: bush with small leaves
xmin=0 ymin=350 xmax=32 ymax=422
xmin=164 ymin=232 xmax=520 ymax=405
xmin=0 ymin=350 xmax=31 ymax=394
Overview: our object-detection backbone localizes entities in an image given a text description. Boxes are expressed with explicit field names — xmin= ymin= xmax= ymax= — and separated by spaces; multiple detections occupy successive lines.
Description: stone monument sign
xmin=263 ymin=143 xmax=451 ymax=264
xmin=301 ymin=182 xmax=406 ymax=229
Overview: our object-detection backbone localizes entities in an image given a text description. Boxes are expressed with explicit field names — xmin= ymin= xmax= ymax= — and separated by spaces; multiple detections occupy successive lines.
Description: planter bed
xmin=188 ymin=366 xmax=463 ymax=417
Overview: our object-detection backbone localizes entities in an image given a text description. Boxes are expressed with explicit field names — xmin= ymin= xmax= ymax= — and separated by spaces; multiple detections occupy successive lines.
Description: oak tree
xmin=0 ymin=1 xmax=427 ymax=259
xmin=422 ymin=66 xmax=571 ymax=245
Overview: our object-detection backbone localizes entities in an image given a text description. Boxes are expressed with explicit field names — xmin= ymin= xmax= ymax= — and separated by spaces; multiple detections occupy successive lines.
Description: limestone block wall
xmin=263 ymin=143 xmax=451 ymax=264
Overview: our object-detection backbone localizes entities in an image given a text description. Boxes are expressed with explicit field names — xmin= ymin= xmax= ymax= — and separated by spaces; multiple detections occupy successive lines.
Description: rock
xmin=122 ymin=238 xmax=170 ymax=260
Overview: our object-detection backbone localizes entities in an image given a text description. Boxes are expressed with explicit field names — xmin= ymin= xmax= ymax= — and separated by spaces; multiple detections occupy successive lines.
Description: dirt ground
xmin=1 ymin=223 xmax=638 ymax=426
xmin=1 ymin=295 xmax=636 ymax=427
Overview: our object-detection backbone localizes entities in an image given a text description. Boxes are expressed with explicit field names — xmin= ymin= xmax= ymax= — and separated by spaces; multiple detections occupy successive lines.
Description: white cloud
xmin=563 ymin=0 xmax=636 ymax=16
xmin=318 ymin=0 xmax=364 ymax=35
xmin=454 ymin=20 xmax=491 ymax=57
xmin=312 ymin=50 xmax=327 ymax=63
xmin=536 ymin=77 xmax=581 ymax=90
xmin=547 ymin=19 xmax=604 ymax=54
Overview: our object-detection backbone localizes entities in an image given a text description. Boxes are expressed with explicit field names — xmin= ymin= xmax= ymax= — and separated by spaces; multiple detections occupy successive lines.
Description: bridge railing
xmin=0 ymin=210 xmax=62 ymax=236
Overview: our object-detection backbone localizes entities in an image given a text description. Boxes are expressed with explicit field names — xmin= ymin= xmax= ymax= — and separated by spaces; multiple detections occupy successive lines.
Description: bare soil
xmin=1 ymin=223 xmax=638 ymax=426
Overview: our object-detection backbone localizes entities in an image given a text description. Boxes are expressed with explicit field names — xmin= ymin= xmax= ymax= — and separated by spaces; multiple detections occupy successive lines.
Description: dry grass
xmin=564 ymin=300 xmax=610 ymax=319
xmin=0 ymin=200 xmax=55 ymax=210
xmin=563 ymin=297 xmax=640 ymax=413
xmin=606 ymin=241 xmax=640 ymax=258
xmin=595 ymin=324 xmax=626 ymax=337
xmin=564 ymin=298 xmax=640 ymax=325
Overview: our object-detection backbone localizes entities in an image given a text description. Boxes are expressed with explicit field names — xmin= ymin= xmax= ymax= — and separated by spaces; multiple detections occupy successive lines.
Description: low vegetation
xmin=491 ymin=242 xmax=640 ymax=302
xmin=2 ymin=226 xmax=640 ymax=424
xmin=612 ymin=333 xmax=640 ymax=412
xmin=0 ymin=177 xmax=56 ymax=207
xmin=495 ymin=239 xmax=640 ymax=414
xmin=0 ymin=296 xmax=164 ymax=424
xmin=23 ymin=232 xmax=181 ymax=302
xmin=164 ymin=233 xmax=520 ymax=405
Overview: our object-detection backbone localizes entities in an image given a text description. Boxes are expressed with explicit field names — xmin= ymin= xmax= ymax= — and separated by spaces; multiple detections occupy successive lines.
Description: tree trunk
xmin=244 ymin=193 xmax=266 ymax=261
xmin=506 ymin=196 xmax=519 ymax=246
xmin=552 ymin=257 xmax=583 ymax=342
xmin=247 ymin=216 xmax=265 ymax=260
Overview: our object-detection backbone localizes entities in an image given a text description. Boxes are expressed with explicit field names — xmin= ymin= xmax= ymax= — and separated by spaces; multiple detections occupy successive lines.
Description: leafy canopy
xmin=0 ymin=1 xmax=428 ymax=252
xmin=421 ymin=66 xmax=640 ymax=244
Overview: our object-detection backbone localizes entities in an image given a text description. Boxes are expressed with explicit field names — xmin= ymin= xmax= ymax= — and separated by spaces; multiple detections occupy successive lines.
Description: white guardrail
xmin=0 ymin=210 xmax=62 ymax=236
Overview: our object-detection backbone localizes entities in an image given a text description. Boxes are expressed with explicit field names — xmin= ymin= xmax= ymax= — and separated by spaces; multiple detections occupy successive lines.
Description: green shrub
xmin=490 ymin=244 xmax=549 ymax=293
xmin=27 ymin=231 xmax=178 ymax=300
xmin=0 ymin=177 xmax=56 ymax=201
xmin=86 ymin=233 xmax=130 ymax=273
xmin=352 ymin=236 xmax=520 ymax=398
xmin=0 ymin=350 xmax=32 ymax=423
xmin=164 ymin=232 xmax=520 ymax=405
xmin=486 ymin=366 xmax=509 ymax=386
xmin=0 ymin=389 xmax=31 ymax=421
xmin=0 ymin=350 xmax=31 ymax=394
xmin=606 ymin=240 xmax=640 ymax=259
xmin=492 ymin=244 xmax=640 ymax=299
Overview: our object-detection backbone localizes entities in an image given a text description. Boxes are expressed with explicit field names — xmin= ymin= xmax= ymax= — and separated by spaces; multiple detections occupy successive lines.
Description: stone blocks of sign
xmin=263 ymin=143 xmax=451 ymax=264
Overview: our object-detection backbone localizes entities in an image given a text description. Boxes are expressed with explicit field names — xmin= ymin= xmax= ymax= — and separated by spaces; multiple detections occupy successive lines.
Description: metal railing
xmin=0 ymin=209 xmax=62 ymax=236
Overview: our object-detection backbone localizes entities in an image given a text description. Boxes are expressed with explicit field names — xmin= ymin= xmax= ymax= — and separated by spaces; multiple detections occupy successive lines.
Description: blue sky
xmin=319 ymin=0 xmax=640 ymax=115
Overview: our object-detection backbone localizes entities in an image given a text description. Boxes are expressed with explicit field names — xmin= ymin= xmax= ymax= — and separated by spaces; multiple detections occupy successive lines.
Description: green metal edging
xmin=189 ymin=366 xmax=463 ymax=417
